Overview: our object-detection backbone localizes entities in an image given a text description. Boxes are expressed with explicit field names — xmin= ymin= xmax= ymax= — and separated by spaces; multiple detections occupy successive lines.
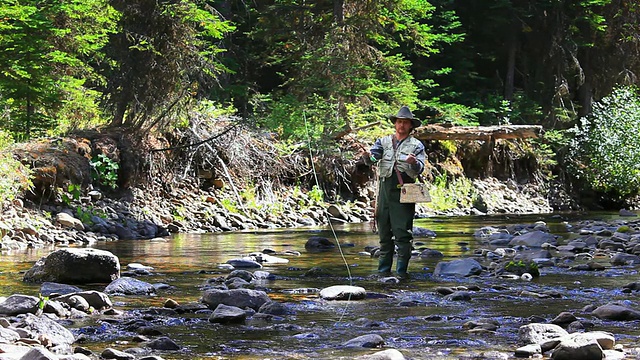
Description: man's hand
xmin=405 ymin=153 xmax=417 ymax=165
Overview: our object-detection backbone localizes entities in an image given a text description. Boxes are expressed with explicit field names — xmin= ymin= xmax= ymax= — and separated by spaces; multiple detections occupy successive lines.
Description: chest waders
xmin=376 ymin=172 xmax=415 ymax=275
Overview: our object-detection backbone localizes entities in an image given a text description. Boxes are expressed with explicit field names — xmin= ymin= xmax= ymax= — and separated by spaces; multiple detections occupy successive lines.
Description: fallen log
xmin=413 ymin=124 xmax=543 ymax=141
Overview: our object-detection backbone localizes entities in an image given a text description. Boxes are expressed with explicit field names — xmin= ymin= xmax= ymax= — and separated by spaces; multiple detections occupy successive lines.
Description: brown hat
xmin=389 ymin=106 xmax=422 ymax=128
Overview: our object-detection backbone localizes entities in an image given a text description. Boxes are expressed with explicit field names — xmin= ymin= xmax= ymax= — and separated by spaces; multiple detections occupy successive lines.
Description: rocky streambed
xmin=3 ymin=212 xmax=640 ymax=359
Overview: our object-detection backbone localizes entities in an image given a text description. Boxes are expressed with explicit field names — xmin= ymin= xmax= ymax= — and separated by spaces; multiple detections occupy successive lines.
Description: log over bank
xmin=413 ymin=124 xmax=543 ymax=141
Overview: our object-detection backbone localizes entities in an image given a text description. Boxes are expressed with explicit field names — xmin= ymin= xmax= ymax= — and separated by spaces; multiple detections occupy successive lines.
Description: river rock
xmin=433 ymin=258 xmax=482 ymax=277
xmin=65 ymin=295 xmax=91 ymax=312
xmin=488 ymin=233 xmax=515 ymax=246
xmin=0 ymin=327 xmax=20 ymax=343
xmin=551 ymin=333 xmax=604 ymax=360
xmin=444 ymin=291 xmax=472 ymax=301
xmin=20 ymin=347 xmax=58 ymax=360
xmin=0 ymin=294 xmax=38 ymax=316
xmin=56 ymin=212 xmax=84 ymax=231
xmin=226 ymin=270 xmax=254 ymax=282
xmin=622 ymin=281 xmax=640 ymax=291
xmin=39 ymin=282 xmax=83 ymax=297
xmin=201 ymin=288 xmax=270 ymax=311
xmin=509 ymin=230 xmax=558 ymax=247
xmin=23 ymin=248 xmax=120 ymax=284
xmin=518 ymin=323 xmax=568 ymax=346
xmin=104 ymin=277 xmax=156 ymax=295
xmin=55 ymin=290 xmax=112 ymax=311
xmin=226 ymin=258 xmax=263 ymax=268
xmin=209 ymin=303 xmax=248 ymax=324
xmin=592 ymin=303 xmax=640 ymax=320
xmin=341 ymin=334 xmax=385 ymax=348
xmin=412 ymin=227 xmax=436 ymax=237
xmin=551 ymin=311 xmax=577 ymax=325
xmin=16 ymin=313 xmax=75 ymax=350
xmin=355 ymin=349 xmax=406 ymax=359
xmin=146 ymin=336 xmax=180 ymax=350
xmin=258 ymin=301 xmax=292 ymax=315
xmin=304 ymin=236 xmax=335 ymax=251
xmin=418 ymin=249 xmax=444 ymax=258
xmin=514 ymin=343 xmax=542 ymax=357
xmin=319 ymin=285 xmax=366 ymax=300
xmin=102 ymin=348 xmax=136 ymax=360
xmin=611 ymin=252 xmax=640 ymax=265
xmin=246 ymin=252 xmax=289 ymax=264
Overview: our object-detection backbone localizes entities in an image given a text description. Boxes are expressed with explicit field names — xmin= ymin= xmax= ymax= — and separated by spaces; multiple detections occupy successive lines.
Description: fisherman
xmin=366 ymin=106 xmax=426 ymax=279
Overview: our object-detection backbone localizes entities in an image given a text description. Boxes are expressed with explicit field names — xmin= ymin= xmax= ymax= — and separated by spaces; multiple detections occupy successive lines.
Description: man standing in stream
xmin=366 ymin=106 xmax=426 ymax=279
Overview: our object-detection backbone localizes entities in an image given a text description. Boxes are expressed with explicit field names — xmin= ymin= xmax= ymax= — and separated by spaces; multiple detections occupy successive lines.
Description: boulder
xmin=592 ymin=303 xmax=640 ymax=321
xmin=518 ymin=323 xmax=568 ymax=346
xmin=509 ymin=230 xmax=558 ymax=248
xmin=319 ymin=285 xmax=366 ymax=300
xmin=433 ymin=258 xmax=483 ymax=277
xmin=14 ymin=313 xmax=75 ymax=350
xmin=355 ymin=349 xmax=406 ymax=360
xmin=201 ymin=288 xmax=270 ymax=311
xmin=304 ymin=236 xmax=335 ymax=251
xmin=0 ymin=294 xmax=39 ymax=316
xmin=208 ymin=304 xmax=247 ymax=324
xmin=55 ymin=290 xmax=112 ymax=310
xmin=341 ymin=334 xmax=385 ymax=348
xmin=23 ymin=248 xmax=120 ymax=284
xmin=551 ymin=333 xmax=604 ymax=360
xmin=104 ymin=277 xmax=156 ymax=295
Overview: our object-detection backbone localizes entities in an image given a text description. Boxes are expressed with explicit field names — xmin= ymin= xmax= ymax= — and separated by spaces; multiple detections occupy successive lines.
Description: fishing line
xmin=303 ymin=110 xmax=354 ymax=324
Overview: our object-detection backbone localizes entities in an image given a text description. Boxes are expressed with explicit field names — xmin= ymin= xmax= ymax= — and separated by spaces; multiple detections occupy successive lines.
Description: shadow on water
xmin=2 ymin=211 xmax=640 ymax=359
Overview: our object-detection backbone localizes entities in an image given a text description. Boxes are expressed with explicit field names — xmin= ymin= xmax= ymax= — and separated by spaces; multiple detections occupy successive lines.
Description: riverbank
xmin=1 ymin=123 xmax=562 ymax=248
xmin=0 ymin=172 xmax=557 ymax=250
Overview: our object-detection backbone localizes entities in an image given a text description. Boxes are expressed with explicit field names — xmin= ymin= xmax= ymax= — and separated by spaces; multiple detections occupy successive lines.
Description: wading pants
xmin=376 ymin=174 xmax=415 ymax=275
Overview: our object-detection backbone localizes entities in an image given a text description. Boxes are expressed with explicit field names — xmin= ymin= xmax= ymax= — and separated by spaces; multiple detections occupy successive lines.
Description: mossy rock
xmin=503 ymin=260 xmax=540 ymax=278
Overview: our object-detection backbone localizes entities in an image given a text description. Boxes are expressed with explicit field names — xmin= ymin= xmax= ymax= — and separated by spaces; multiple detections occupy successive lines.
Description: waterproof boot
xmin=395 ymin=259 xmax=410 ymax=279
xmin=377 ymin=251 xmax=393 ymax=274
xmin=395 ymin=240 xmax=412 ymax=276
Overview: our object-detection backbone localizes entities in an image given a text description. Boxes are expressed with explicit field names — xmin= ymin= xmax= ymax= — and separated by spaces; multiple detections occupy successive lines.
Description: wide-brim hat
xmin=389 ymin=106 xmax=422 ymax=128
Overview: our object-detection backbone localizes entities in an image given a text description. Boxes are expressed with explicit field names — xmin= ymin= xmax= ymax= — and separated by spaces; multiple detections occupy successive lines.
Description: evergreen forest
xmin=2 ymin=0 xmax=640 ymax=206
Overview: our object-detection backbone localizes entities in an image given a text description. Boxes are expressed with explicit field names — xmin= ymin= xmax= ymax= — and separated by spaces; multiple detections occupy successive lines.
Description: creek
xmin=2 ymin=212 xmax=640 ymax=359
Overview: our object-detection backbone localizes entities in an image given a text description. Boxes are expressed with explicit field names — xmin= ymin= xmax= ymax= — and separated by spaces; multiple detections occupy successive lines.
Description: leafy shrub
xmin=567 ymin=86 xmax=640 ymax=200
xmin=90 ymin=154 xmax=119 ymax=189
xmin=0 ymin=130 xmax=32 ymax=204
xmin=426 ymin=174 xmax=477 ymax=212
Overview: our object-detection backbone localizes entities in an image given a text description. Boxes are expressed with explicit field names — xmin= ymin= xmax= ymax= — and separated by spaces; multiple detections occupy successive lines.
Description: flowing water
xmin=2 ymin=213 xmax=640 ymax=359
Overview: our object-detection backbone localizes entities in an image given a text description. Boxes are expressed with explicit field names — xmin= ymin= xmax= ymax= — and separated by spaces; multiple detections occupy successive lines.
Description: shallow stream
xmin=2 ymin=212 xmax=640 ymax=359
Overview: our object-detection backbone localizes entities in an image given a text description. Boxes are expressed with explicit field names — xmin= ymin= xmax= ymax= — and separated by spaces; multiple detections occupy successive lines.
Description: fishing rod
xmin=303 ymin=110 xmax=355 ymax=324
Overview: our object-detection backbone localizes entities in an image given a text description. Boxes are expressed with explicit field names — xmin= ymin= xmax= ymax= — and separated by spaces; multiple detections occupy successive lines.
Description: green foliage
xmin=0 ymin=0 xmax=118 ymax=140
xmin=37 ymin=293 xmax=49 ymax=310
xmin=0 ymin=130 xmax=32 ymax=204
xmin=61 ymin=184 xmax=82 ymax=205
xmin=425 ymin=174 xmax=477 ymax=212
xmin=308 ymin=185 xmax=324 ymax=204
xmin=76 ymin=206 xmax=105 ymax=225
xmin=55 ymin=80 xmax=109 ymax=134
xmin=104 ymin=0 xmax=234 ymax=129
xmin=252 ymin=93 xmax=336 ymax=142
xmin=439 ymin=140 xmax=457 ymax=156
xmin=567 ymin=86 xmax=640 ymax=200
xmin=219 ymin=198 xmax=238 ymax=214
xmin=90 ymin=154 xmax=119 ymax=189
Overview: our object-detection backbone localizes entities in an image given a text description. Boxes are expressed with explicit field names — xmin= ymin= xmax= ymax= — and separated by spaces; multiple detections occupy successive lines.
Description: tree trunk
xmin=504 ymin=19 xmax=517 ymax=101
xmin=333 ymin=0 xmax=344 ymax=25
xmin=577 ymin=50 xmax=593 ymax=118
